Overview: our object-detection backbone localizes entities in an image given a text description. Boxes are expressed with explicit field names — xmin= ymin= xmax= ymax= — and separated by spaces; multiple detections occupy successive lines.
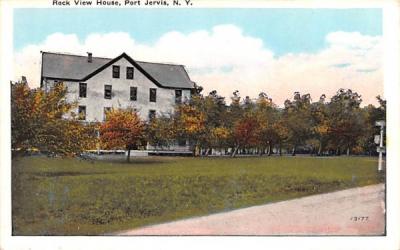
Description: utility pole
xmin=375 ymin=120 xmax=385 ymax=172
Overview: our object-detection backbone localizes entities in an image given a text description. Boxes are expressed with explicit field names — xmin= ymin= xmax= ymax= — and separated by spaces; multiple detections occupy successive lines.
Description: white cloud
xmin=13 ymin=25 xmax=383 ymax=106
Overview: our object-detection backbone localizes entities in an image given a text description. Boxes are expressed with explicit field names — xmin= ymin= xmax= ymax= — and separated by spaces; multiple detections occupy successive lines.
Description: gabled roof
xmin=41 ymin=52 xmax=195 ymax=89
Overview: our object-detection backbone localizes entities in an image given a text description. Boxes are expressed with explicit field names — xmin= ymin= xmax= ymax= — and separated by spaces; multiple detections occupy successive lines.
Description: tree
xmin=254 ymin=92 xmax=278 ymax=155
xmin=11 ymin=81 xmax=97 ymax=156
xmin=210 ymin=126 xmax=231 ymax=153
xmin=310 ymin=94 xmax=330 ymax=155
xmin=272 ymin=116 xmax=289 ymax=156
xmin=174 ymin=96 xmax=206 ymax=156
xmin=228 ymin=90 xmax=244 ymax=123
xmin=232 ymin=115 xmax=260 ymax=157
xmin=358 ymin=96 xmax=386 ymax=155
xmin=283 ymin=92 xmax=313 ymax=155
xmin=146 ymin=115 xmax=176 ymax=150
xmin=99 ymin=108 xmax=144 ymax=162
xmin=327 ymin=89 xmax=365 ymax=156
xmin=200 ymin=90 xmax=228 ymax=155
xmin=224 ymin=90 xmax=244 ymax=155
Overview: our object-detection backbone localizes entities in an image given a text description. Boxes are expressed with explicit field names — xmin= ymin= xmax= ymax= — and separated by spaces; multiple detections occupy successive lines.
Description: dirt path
xmin=118 ymin=184 xmax=385 ymax=236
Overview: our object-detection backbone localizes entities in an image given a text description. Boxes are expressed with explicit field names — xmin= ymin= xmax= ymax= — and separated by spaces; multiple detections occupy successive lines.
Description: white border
xmin=1 ymin=1 xmax=399 ymax=250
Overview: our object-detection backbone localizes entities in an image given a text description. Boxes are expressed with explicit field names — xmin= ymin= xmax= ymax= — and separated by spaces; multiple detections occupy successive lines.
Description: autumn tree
xmin=11 ymin=81 xmax=97 ymax=156
xmin=210 ymin=126 xmax=231 ymax=153
xmin=232 ymin=115 xmax=260 ymax=157
xmin=174 ymin=96 xmax=206 ymax=156
xmin=272 ymin=116 xmax=289 ymax=156
xmin=254 ymin=92 xmax=278 ymax=156
xmin=99 ymin=108 xmax=144 ymax=162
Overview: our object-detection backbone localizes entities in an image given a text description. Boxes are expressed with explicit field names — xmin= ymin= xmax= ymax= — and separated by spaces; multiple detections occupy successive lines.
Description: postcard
xmin=0 ymin=0 xmax=399 ymax=249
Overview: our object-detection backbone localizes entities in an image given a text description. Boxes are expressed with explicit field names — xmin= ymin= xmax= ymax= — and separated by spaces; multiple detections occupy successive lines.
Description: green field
xmin=12 ymin=156 xmax=384 ymax=235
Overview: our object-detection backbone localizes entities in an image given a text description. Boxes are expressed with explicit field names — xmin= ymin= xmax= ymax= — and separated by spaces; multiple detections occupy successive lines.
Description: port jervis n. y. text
xmin=53 ymin=0 xmax=193 ymax=6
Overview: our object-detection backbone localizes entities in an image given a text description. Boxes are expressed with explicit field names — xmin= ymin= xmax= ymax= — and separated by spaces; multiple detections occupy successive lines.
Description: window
xmin=130 ymin=87 xmax=137 ymax=101
xmin=178 ymin=139 xmax=187 ymax=146
xmin=53 ymin=80 xmax=62 ymax=88
xmin=148 ymin=110 xmax=156 ymax=120
xmin=149 ymin=88 xmax=157 ymax=102
xmin=127 ymin=67 xmax=134 ymax=79
xmin=104 ymin=107 xmax=111 ymax=121
xmin=112 ymin=65 xmax=120 ymax=78
xmin=78 ymin=106 xmax=86 ymax=120
xmin=79 ymin=82 xmax=87 ymax=98
xmin=175 ymin=89 xmax=182 ymax=104
xmin=104 ymin=85 xmax=112 ymax=99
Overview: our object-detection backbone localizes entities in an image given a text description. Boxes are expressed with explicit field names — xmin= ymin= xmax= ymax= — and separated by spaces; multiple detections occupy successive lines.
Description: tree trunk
xmin=347 ymin=147 xmax=350 ymax=156
xmin=231 ymin=145 xmax=240 ymax=157
xmin=279 ymin=143 xmax=282 ymax=156
xmin=336 ymin=147 xmax=340 ymax=156
xmin=318 ymin=141 xmax=322 ymax=156
xmin=192 ymin=143 xmax=199 ymax=156
xmin=205 ymin=148 xmax=211 ymax=156
xmin=259 ymin=147 xmax=264 ymax=156
xmin=196 ymin=144 xmax=200 ymax=156
xmin=291 ymin=145 xmax=296 ymax=156
xmin=126 ymin=149 xmax=131 ymax=163
xmin=268 ymin=144 xmax=272 ymax=156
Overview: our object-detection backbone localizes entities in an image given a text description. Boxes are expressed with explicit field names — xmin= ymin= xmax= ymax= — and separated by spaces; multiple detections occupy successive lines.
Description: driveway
xmin=118 ymin=184 xmax=385 ymax=236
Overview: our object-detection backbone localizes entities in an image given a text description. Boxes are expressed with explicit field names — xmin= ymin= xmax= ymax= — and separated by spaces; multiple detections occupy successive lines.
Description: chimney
xmin=21 ymin=76 xmax=27 ymax=84
xmin=87 ymin=52 xmax=92 ymax=63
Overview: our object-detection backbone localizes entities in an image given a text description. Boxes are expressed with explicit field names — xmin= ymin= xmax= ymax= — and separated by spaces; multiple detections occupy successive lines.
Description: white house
xmin=40 ymin=51 xmax=195 ymax=153
xmin=40 ymin=51 xmax=195 ymax=122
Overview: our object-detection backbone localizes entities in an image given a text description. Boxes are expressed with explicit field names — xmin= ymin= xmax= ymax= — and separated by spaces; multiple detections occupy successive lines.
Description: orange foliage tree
xmin=11 ymin=81 xmax=97 ymax=156
xmin=232 ymin=116 xmax=260 ymax=157
xmin=175 ymin=97 xmax=206 ymax=156
xmin=99 ymin=108 xmax=144 ymax=162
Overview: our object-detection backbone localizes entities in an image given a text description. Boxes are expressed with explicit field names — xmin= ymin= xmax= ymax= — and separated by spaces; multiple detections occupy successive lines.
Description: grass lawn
xmin=12 ymin=156 xmax=384 ymax=235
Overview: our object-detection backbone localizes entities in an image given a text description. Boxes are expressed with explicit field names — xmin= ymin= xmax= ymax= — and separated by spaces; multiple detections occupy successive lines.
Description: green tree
xmin=224 ymin=90 xmax=244 ymax=155
xmin=327 ymin=89 xmax=365 ymax=156
xmin=283 ymin=92 xmax=313 ymax=155
xmin=358 ymin=96 xmax=386 ymax=155
xmin=146 ymin=115 xmax=176 ymax=150
xmin=201 ymin=90 xmax=228 ymax=155
xmin=310 ymin=94 xmax=330 ymax=155
xmin=273 ymin=115 xmax=290 ymax=156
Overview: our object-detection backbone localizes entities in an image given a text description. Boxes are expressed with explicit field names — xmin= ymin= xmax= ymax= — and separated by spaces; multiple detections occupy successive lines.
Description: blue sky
xmin=13 ymin=8 xmax=383 ymax=106
xmin=14 ymin=8 xmax=382 ymax=56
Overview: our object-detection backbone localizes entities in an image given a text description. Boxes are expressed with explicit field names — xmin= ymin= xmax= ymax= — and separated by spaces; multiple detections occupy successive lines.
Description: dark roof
xmin=41 ymin=52 xmax=195 ymax=89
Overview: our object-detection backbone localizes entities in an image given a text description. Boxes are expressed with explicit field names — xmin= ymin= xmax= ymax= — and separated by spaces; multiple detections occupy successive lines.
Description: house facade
xmin=41 ymin=51 xmax=195 ymax=153
xmin=41 ymin=52 xmax=194 ymax=122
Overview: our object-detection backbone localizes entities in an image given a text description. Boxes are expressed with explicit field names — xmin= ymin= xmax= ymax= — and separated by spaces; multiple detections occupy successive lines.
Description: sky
xmin=13 ymin=8 xmax=383 ymax=106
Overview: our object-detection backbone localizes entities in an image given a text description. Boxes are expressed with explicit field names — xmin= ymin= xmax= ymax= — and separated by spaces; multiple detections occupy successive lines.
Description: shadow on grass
xmin=86 ymin=157 xmax=175 ymax=166
xmin=33 ymin=171 xmax=108 ymax=177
